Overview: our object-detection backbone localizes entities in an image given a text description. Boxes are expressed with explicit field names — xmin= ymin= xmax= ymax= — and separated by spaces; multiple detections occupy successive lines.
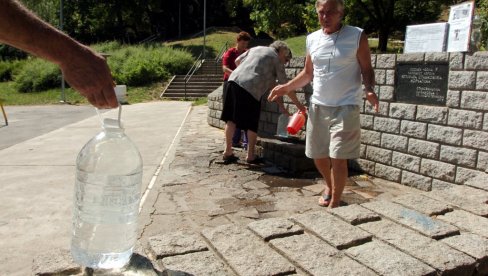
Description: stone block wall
xmin=208 ymin=52 xmax=488 ymax=187
xmin=358 ymin=51 xmax=488 ymax=190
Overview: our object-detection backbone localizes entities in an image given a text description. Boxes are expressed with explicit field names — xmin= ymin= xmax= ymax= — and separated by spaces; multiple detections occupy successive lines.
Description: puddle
xmin=258 ymin=174 xmax=316 ymax=188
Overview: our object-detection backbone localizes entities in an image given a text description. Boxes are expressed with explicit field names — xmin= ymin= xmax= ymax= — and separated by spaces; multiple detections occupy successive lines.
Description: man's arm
xmin=0 ymin=0 xmax=117 ymax=108
xmin=268 ymin=54 xmax=314 ymax=102
xmin=357 ymin=32 xmax=379 ymax=112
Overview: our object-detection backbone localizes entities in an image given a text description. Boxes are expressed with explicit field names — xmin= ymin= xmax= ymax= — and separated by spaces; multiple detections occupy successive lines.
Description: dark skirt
xmin=220 ymin=81 xmax=261 ymax=133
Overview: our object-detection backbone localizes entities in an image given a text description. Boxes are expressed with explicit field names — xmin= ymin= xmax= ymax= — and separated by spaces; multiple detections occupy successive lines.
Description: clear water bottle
xmin=276 ymin=113 xmax=289 ymax=138
xmin=71 ymin=108 xmax=143 ymax=269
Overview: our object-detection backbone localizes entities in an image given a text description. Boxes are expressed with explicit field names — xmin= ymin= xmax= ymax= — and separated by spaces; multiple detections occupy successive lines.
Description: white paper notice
xmin=447 ymin=1 xmax=475 ymax=52
xmin=404 ymin=23 xmax=448 ymax=53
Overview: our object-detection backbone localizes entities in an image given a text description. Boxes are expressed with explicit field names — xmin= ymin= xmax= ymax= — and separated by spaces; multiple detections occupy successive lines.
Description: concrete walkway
xmin=4 ymin=103 xmax=488 ymax=276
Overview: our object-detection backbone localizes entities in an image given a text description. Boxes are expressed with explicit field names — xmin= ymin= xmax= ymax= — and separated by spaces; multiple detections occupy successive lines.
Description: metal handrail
xmin=184 ymin=53 xmax=203 ymax=99
xmin=214 ymin=41 xmax=229 ymax=75
xmin=159 ymin=75 xmax=176 ymax=98
xmin=215 ymin=41 xmax=229 ymax=63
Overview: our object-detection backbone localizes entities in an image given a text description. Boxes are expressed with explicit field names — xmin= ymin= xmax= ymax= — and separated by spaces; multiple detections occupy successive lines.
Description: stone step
xmin=169 ymin=83 xmax=222 ymax=88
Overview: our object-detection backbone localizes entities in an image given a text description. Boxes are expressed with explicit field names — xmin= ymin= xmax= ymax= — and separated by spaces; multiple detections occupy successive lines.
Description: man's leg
xmin=314 ymin=158 xmax=332 ymax=206
xmin=329 ymin=158 xmax=348 ymax=208
xmin=246 ymin=129 xmax=257 ymax=161
xmin=224 ymin=121 xmax=236 ymax=157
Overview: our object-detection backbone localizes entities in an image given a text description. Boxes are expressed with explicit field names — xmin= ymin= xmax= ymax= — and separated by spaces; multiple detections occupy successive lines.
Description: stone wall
xmin=207 ymin=52 xmax=488 ymax=187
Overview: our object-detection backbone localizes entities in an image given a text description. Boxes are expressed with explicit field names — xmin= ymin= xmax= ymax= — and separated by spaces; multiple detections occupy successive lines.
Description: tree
xmin=477 ymin=0 xmax=488 ymax=49
xmin=242 ymin=0 xmax=307 ymax=38
xmin=20 ymin=0 xmax=60 ymax=27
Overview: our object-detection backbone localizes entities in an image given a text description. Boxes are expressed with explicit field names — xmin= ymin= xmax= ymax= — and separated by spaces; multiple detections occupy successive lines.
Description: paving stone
xmin=464 ymin=173 xmax=488 ymax=191
xmin=392 ymin=193 xmax=453 ymax=216
xmin=270 ymin=234 xmax=377 ymax=276
xmin=147 ymin=232 xmax=208 ymax=259
xmin=361 ymin=200 xmax=459 ymax=239
xmin=290 ymin=211 xmax=372 ymax=249
xmin=201 ymin=224 xmax=295 ymax=276
xmin=328 ymin=204 xmax=381 ymax=225
xmin=32 ymin=248 xmax=82 ymax=276
xmin=161 ymin=251 xmax=233 ymax=275
xmin=345 ymin=240 xmax=436 ymax=276
xmin=247 ymin=217 xmax=303 ymax=241
xmin=359 ymin=220 xmax=476 ymax=276
xmin=437 ymin=210 xmax=488 ymax=238
xmin=441 ymin=233 xmax=488 ymax=276
xmin=423 ymin=185 xmax=488 ymax=217
xmin=302 ymin=183 xmax=325 ymax=195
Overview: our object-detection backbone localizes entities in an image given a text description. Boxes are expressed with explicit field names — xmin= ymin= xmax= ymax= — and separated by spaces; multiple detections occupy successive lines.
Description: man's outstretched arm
xmin=0 ymin=0 xmax=117 ymax=108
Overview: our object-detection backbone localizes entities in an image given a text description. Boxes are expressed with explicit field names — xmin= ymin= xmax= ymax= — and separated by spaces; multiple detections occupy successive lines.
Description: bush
xmin=91 ymin=41 xmax=123 ymax=54
xmin=8 ymin=42 xmax=194 ymax=92
xmin=0 ymin=60 xmax=26 ymax=81
xmin=106 ymin=44 xmax=194 ymax=86
xmin=13 ymin=58 xmax=61 ymax=92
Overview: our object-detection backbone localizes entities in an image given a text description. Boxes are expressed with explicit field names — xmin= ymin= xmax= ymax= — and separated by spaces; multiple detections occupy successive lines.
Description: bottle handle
xmin=95 ymin=104 xmax=122 ymax=128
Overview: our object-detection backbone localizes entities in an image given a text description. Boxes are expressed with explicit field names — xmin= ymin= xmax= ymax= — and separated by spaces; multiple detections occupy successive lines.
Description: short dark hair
xmin=237 ymin=31 xmax=251 ymax=42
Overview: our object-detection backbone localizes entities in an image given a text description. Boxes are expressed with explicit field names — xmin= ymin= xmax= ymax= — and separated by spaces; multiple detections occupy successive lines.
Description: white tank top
xmin=306 ymin=25 xmax=363 ymax=106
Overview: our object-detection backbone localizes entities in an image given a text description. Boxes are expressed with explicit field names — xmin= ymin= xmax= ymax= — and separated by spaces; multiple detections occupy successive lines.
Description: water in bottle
xmin=71 ymin=109 xmax=143 ymax=269
xmin=276 ymin=113 xmax=289 ymax=138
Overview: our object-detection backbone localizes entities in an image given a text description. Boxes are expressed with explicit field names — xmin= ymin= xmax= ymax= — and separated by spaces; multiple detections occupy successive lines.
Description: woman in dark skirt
xmin=220 ymin=41 xmax=306 ymax=164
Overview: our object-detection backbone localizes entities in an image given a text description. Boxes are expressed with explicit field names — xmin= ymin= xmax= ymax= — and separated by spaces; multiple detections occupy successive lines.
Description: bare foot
xmin=318 ymin=194 xmax=332 ymax=207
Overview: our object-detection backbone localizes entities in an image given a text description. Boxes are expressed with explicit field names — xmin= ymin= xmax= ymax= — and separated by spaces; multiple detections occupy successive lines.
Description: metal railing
xmin=214 ymin=41 xmax=229 ymax=75
xmin=215 ymin=41 xmax=229 ymax=63
xmin=159 ymin=75 xmax=176 ymax=98
xmin=183 ymin=53 xmax=203 ymax=99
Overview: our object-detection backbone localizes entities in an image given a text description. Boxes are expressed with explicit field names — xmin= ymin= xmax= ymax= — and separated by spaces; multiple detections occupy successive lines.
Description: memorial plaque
xmin=395 ymin=63 xmax=448 ymax=106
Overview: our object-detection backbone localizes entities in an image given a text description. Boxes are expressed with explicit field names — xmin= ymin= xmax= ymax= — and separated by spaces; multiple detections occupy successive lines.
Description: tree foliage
xmin=11 ymin=0 xmax=487 ymax=53
xmin=242 ymin=0 xmax=307 ymax=38
xmin=20 ymin=0 xmax=60 ymax=27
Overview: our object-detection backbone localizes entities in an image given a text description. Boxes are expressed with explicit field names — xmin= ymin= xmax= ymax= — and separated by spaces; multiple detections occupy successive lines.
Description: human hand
xmin=366 ymin=91 xmax=379 ymax=113
xmin=60 ymin=45 xmax=118 ymax=108
xmin=268 ymin=84 xmax=288 ymax=102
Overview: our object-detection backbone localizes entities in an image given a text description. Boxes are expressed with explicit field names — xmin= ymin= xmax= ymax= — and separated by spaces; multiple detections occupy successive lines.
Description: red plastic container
xmin=287 ymin=111 xmax=306 ymax=135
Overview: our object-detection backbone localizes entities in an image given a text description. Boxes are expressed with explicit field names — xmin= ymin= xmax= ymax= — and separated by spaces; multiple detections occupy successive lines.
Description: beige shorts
xmin=305 ymin=104 xmax=361 ymax=159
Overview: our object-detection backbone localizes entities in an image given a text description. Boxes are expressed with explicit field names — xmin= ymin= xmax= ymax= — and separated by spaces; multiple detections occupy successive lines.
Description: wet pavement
xmin=138 ymin=106 xmax=426 ymax=237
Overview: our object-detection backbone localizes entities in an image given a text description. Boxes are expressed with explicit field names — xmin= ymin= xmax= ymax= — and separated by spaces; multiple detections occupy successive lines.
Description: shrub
xmin=13 ymin=58 xmax=61 ymax=92
xmin=0 ymin=60 xmax=26 ymax=82
xmin=91 ymin=41 xmax=123 ymax=54
xmin=106 ymin=44 xmax=193 ymax=86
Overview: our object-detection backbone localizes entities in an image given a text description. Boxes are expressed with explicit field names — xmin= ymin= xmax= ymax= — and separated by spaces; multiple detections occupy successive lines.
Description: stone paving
xmin=34 ymin=106 xmax=488 ymax=276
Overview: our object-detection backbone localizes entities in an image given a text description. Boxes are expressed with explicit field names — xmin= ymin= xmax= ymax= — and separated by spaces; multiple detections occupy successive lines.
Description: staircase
xmin=160 ymin=59 xmax=222 ymax=100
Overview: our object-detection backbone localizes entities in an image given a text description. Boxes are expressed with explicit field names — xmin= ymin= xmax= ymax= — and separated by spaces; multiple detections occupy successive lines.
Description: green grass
xmin=192 ymin=97 xmax=208 ymax=106
xmin=0 ymin=81 xmax=165 ymax=105
xmin=0 ymin=81 xmax=85 ymax=105
xmin=165 ymin=30 xmax=237 ymax=58
xmin=285 ymin=35 xmax=307 ymax=57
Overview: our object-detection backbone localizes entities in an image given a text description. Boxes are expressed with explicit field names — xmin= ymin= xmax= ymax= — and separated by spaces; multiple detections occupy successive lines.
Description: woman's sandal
xmin=318 ymin=194 xmax=332 ymax=207
xmin=222 ymin=154 xmax=239 ymax=165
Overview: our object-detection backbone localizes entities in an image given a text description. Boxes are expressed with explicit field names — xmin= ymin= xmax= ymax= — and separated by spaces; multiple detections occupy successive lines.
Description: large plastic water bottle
xmin=71 ymin=107 xmax=143 ymax=269
xmin=276 ymin=113 xmax=289 ymax=138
